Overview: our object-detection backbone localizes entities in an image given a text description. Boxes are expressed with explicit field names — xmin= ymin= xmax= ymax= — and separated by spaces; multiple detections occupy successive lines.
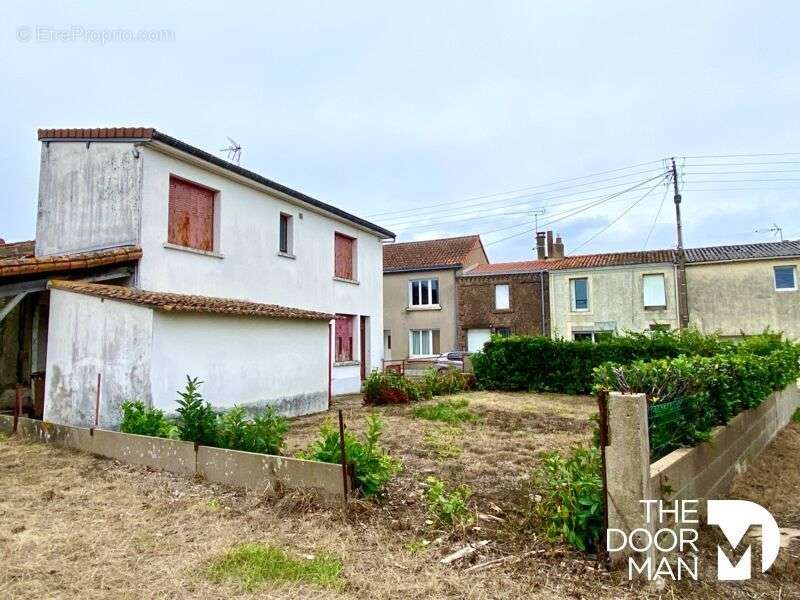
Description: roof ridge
xmin=387 ymin=234 xmax=479 ymax=246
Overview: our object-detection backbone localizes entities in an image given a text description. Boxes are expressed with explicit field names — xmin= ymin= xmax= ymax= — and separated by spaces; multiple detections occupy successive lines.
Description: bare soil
xmin=0 ymin=393 xmax=797 ymax=599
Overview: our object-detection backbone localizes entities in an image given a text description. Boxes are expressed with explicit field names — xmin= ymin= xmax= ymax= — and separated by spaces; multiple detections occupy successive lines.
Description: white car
xmin=435 ymin=351 xmax=469 ymax=372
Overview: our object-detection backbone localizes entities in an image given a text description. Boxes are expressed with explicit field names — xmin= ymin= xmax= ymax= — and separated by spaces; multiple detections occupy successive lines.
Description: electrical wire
xmin=642 ymin=178 xmax=671 ymax=250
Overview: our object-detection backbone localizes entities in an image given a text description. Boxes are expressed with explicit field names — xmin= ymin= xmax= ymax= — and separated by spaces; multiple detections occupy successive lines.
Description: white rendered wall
xmin=150 ymin=312 xmax=329 ymax=416
xmin=44 ymin=290 xmax=154 ymax=428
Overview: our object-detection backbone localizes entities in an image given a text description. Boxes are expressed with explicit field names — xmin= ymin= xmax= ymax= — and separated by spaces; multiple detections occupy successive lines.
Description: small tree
xmin=175 ymin=376 xmax=217 ymax=446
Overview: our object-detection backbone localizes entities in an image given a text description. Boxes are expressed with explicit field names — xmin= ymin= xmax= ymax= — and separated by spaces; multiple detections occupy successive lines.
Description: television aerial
xmin=220 ymin=137 xmax=242 ymax=164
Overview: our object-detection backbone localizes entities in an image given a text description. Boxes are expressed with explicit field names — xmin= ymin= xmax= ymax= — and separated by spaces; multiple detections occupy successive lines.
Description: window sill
xmin=775 ymin=288 xmax=798 ymax=292
xmin=644 ymin=305 xmax=668 ymax=311
xmin=570 ymin=309 xmax=591 ymax=314
xmin=277 ymin=251 xmax=296 ymax=260
xmin=406 ymin=304 xmax=442 ymax=311
xmin=493 ymin=308 xmax=512 ymax=314
xmin=333 ymin=276 xmax=360 ymax=285
xmin=163 ymin=242 xmax=223 ymax=259
xmin=334 ymin=360 xmax=360 ymax=367
xmin=408 ymin=355 xmax=438 ymax=360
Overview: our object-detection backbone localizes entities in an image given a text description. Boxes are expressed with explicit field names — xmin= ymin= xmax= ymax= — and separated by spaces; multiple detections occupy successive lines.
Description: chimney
xmin=536 ymin=232 xmax=547 ymax=260
xmin=546 ymin=230 xmax=554 ymax=259
xmin=552 ymin=235 xmax=565 ymax=259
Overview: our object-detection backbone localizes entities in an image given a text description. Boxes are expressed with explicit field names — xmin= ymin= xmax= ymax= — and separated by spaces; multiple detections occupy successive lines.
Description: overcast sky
xmin=3 ymin=2 xmax=799 ymax=261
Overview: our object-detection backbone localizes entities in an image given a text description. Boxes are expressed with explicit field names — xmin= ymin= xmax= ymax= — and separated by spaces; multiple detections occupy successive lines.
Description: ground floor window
xmin=572 ymin=329 xmax=613 ymax=342
xmin=409 ymin=329 xmax=440 ymax=357
xmin=335 ymin=315 xmax=354 ymax=362
xmin=649 ymin=323 xmax=671 ymax=332
xmin=493 ymin=326 xmax=512 ymax=337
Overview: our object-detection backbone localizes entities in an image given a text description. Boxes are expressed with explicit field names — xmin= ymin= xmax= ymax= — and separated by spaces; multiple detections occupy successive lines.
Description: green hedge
xmin=472 ymin=329 xmax=727 ymax=395
xmin=593 ymin=339 xmax=800 ymax=460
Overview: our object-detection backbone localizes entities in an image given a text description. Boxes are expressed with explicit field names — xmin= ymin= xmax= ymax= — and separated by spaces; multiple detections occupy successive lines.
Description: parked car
xmin=435 ymin=351 xmax=469 ymax=372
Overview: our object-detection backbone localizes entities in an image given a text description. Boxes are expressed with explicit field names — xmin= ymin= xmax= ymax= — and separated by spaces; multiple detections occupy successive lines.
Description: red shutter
xmin=334 ymin=233 xmax=354 ymax=279
xmin=335 ymin=315 xmax=353 ymax=362
xmin=168 ymin=176 xmax=215 ymax=251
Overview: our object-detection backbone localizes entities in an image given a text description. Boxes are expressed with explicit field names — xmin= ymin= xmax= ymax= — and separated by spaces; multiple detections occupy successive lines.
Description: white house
xmin=4 ymin=127 xmax=393 ymax=427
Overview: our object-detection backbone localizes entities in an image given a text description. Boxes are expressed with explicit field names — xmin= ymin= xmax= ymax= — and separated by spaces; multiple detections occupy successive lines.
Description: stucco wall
xmin=44 ymin=289 xmax=153 ymax=428
xmin=687 ymin=259 xmax=800 ymax=340
xmin=549 ymin=263 xmax=679 ymax=339
xmin=36 ymin=141 xmax=142 ymax=256
xmin=383 ymin=268 xmax=458 ymax=359
xmin=150 ymin=312 xmax=329 ymax=417
xmin=137 ymin=145 xmax=383 ymax=393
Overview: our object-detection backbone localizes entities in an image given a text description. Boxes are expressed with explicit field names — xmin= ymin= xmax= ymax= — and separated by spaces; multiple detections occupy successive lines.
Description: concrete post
xmin=605 ymin=392 xmax=654 ymax=566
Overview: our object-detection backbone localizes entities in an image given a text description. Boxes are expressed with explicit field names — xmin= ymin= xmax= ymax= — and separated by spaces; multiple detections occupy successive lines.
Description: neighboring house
xmin=685 ymin=240 xmax=800 ymax=340
xmin=382 ymin=235 xmax=488 ymax=361
xmin=0 ymin=126 xmax=393 ymax=427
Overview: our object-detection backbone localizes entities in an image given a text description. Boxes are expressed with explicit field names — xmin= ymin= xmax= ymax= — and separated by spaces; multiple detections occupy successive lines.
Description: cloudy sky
xmin=3 ymin=2 xmax=799 ymax=261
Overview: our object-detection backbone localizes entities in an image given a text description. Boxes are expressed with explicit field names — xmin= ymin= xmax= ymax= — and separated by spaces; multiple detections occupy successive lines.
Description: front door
xmin=360 ymin=316 xmax=368 ymax=379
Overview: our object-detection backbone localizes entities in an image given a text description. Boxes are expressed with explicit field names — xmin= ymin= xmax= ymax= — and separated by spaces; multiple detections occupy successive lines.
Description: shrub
xmin=175 ymin=376 xmax=218 ymax=446
xmin=300 ymin=414 xmax=401 ymax=497
xmin=119 ymin=400 xmax=178 ymax=439
xmin=362 ymin=370 xmax=423 ymax=405
xmin=532 ymin=445 xmax=603 ymax=551
xmin=423 ymin=476 xmax=473 ymax=528
xmin=413 ymin=398 xmax=478 ymax=424
xmin=420 ymin=367 xmax=475 ymax=397
xmin=216 ymin=406 xmax=289 ymax=456
xmin=793 ymin=408 xmax=800 ymax=424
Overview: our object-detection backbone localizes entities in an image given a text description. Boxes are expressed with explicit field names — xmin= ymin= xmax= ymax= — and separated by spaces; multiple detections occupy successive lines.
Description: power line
xmin=642 ymin=177 xmax=671 ymax=250
xmin=681 ymin=152 xmax=800 ymax=159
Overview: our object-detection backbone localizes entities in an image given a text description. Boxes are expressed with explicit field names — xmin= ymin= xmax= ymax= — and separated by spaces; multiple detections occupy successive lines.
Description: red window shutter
xmin=335 ymin=315 xmax=353 ymax=362
xmin=334 ymin=233 xmax=354 ymax=279
xmin=168 ymin=176 xmax=215 ymax=251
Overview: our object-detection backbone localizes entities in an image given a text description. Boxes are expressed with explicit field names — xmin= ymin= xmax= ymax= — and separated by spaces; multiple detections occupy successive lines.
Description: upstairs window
xmin=774 ymin=266 xmax=797 ymax=290
xmin=570 ymin=277 xmax=589 ymax=311
xmin=409 ymin=278 xmax=439 ymax=307
xmin=334 ymin=233 xmax=356 ymax=280
xmin=642 ymin=274 xmax=667 ymax=308
xmin=168 ymin=176 xmax=215 ymax=252
xmin=335 ymin=315 xmax=354 ymax=362
xmin=279 ymin=213 xmax=293 ymax=255
xmin=495 ymin=284 xmax=510 ymax=310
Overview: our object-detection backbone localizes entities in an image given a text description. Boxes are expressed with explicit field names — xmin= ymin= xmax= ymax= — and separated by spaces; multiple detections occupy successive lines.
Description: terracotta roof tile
xmin=49 ymin=281 xmax=333 ymax=321
xmin=685 ymin=240 xmax=800 ymax=263
xmin=383 ymin=235 xmax=483 ymax=272
xmin=0 ymin=240 xmax=35 ymax=260
xmin=0 ymin=245 xmax=142 ymax=279
xmin=463 ymin=249 xmax=676 ymax=276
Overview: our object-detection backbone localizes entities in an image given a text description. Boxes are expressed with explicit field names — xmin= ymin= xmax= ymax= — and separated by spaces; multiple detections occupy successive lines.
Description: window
xmin=570 ymin=277 xmax=589 ymax=311
xmin=334 ymin=233 xmax=356 ymax=280
xmin=335 ymin=315 xmax=354 ymax=362
xmin=409 ymin=278 xmax=439 ymax=307
xmin=409 ymin=329 xmax=440 ymax=357
xmin=493 ymin=327 xmax=512 ymax=337
xmin=573 ymin=330 xmax=612 ymax=342
xmin=649 ymin=323 xmax=671 ymax=332
xmin=774 ymin=266 xmax=797 ymax=291
xmin=495 ymin=284 xmax=510 ymax=310
xmin=642 ymin=274 xmax=667 ymax=308
xmin=573 ymin=332 xmax=594 ymax=342
xmin=279 ymin=213 xmax=293 ymax=255
xmin=168 ymin=176 xmax=216 ymax=251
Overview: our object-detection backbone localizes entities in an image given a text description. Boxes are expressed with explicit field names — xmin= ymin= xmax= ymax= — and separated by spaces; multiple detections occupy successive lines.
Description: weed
xmin=423 ymin=476 xmax=473 ymax=529
xmin=120 ymin=401 xmax=178 ymax=439
xmin=175 ymin=376 xmax=217 ymax=446
xmin=217 ymin=405 xmax=288 ymax=455
xmin=404 ymin=538 xmax=430 ymax=554
xmin=422 ymin=426 xmax=462 ymax=460
xmin=793 ymin=407 xmax=800 ymax=423
xmin=206 ymin=498 xmax=221 ymax=509
xmin=413 ymin=399 xmax=478 ymax=424
xmin=207 ymin=543 xmax=343 ymax=591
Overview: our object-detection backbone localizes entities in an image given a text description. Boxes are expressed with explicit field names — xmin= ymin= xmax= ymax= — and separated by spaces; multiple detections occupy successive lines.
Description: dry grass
xmin=0 ymin=392 xmax=797 ymax=599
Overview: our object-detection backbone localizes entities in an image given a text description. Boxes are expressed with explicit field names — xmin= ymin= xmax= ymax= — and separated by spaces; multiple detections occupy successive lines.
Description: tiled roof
xmin=37 ymin=127 xmax=395 ymax=239
xmin=685 ymin=240 xmax=800 ymax=264
xmin=49 ymin=281 xmax=334 ymax=321
xmin=383 ymin=235 xmax=483 ymax=272
xmin=0 ymin=240 xmax=36 ymax=260
xmin=463 ymin=249 xmax=676 ymax=276
xmin=0 ymin=245 xmax=142 ymax=278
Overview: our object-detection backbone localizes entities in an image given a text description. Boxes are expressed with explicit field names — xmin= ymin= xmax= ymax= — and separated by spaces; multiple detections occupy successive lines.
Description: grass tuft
xmin=413 ymin=399 xmax=478 ymax=424
xmin=207 ymin=543 xmax=343 ymax=591
xmin=422 ymin=426 xmax=462 ymax=460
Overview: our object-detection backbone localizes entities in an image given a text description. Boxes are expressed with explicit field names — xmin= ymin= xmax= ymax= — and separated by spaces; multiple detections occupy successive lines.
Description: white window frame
xmin=642 ymin=273 xmax=667 ymax=308
xmin=495 ymin=284 xmax=510 ymax=310
xmin=409 ymin=329 xmax=436 ymax=357
xmin=773 ymin=265 xmax=798 ymax=291
xmin=278 ymin=212 xmax=294 ymax=257
xmin=570 ymin=277 xmax=590 ymax=312
xmin=408 ymin=278 xmax=440 ymax=308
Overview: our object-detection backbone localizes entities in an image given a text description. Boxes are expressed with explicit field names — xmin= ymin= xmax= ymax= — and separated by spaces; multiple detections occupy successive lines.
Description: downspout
xmin=539 ymin=271 xmax=546 ymax=336
xmin=328 ymin=319 xmax=334 ymax=408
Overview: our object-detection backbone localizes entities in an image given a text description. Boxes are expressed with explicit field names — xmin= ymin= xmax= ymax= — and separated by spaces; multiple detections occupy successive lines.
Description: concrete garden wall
xmin=0 ymin=416 xmax=343 ymax=500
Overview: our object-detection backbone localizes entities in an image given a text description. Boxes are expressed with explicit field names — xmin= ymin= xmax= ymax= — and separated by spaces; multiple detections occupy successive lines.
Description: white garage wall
xmin=150 ymin=312 xmax=329 ymax=417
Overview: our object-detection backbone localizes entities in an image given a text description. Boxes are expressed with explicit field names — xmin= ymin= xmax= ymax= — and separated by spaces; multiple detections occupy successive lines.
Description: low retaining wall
xmin=604 ymin=383 xmax=800 ymax=563
xmin=0 ymin=416 xmax=344 ymax=500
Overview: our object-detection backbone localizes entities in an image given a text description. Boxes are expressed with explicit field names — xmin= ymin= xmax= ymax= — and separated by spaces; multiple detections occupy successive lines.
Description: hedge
xmin=471 ymin=329 xmax=728 ymax=395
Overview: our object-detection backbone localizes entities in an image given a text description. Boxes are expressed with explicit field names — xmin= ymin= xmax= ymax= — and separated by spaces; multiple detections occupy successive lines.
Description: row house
xmin=0 ymin=127 xmax=394 ymax=426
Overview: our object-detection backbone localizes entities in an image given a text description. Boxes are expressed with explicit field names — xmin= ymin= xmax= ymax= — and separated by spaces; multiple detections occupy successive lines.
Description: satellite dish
xmin=220 ymin=137 xmax=242 ymax=164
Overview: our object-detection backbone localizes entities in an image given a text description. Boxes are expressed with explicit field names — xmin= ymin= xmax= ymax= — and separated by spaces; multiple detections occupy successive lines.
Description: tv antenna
xmin=755 ymin=223 xmax=783 ymax=241
xmin=220 ymin=137 xmax=242 ymax=164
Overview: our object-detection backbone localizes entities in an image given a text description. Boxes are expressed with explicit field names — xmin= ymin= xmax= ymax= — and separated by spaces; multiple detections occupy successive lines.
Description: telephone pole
xmin=671 ymin=158 xmax=690 ymax=329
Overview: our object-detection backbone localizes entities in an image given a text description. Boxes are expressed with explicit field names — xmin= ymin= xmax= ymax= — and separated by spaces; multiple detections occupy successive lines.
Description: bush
xmin=532 ymin=445 xmax=603 ymax=551
xmin=175 ymin=376 xmax=218 ymax=446
xmin=300 ymin=414 xmax=401 ymax=497
xmin=119 ymin=401 xmax=178 ymax=439
xmin=420 ymin=367 xmax=474 ymax=397
xmin=423 ymin=476 xmax=473 ymax=528
xmin=413 ymin=398 xmax=478 ymax=424
xmin=473 ymin=329 xmax=727 ymax=394
xmin=217 ymin=405 xmax=289 ymax=455
xmin=793 ymin=408 xmax=800 ymax=424
xmin=362 ymin=370 xmax=423 ymax=405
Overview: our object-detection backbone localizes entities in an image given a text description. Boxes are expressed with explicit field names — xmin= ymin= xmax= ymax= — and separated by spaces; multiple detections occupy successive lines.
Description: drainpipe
xmin=539 ymin=271 xmax=546 ymax=335
xmin=328 ymin=319 xmax=334 ymax=408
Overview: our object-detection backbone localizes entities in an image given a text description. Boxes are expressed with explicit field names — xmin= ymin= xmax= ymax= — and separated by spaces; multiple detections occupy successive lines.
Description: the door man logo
xmin=608 ymin=499 xmax=781 ymax=581
xmin=707 ymin=500 xmax=780 ymax=581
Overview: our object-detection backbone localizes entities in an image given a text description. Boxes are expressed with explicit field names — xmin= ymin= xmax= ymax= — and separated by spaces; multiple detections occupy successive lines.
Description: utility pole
xmin=532 ymin=207 xmax=546 ymax=234
xmin=671 ymin=158 xmax=690 ymax=329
